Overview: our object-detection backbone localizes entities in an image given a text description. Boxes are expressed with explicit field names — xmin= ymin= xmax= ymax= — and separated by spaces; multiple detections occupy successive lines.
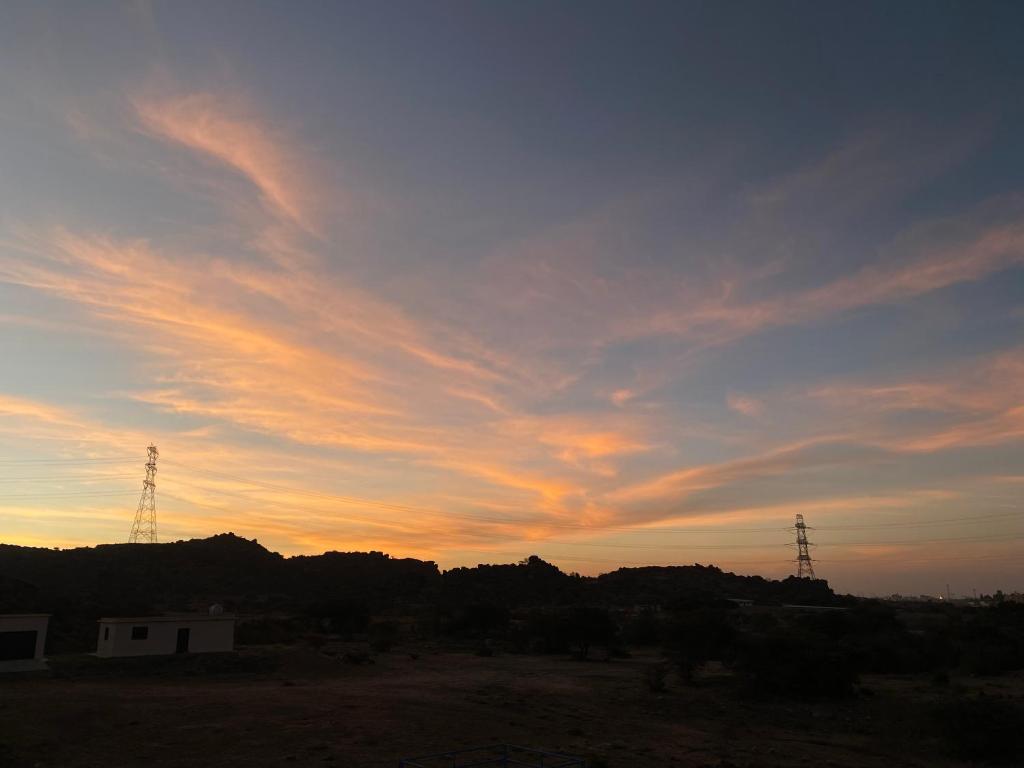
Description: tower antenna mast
xmin=794 ymin=513 xmax=816 ymax=579
xmin=129 ymin=445 xmax=159 ymax=543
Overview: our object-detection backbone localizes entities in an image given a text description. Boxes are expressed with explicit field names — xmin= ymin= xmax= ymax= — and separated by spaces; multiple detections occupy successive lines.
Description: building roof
xmin=780 ymin=604 xmax=848 ymax=611
xmin=98 ymin=614 xmax=236 ymax=624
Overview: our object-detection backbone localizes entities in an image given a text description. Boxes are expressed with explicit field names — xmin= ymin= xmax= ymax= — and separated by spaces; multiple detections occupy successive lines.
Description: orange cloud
xmin=134 ymin=92 xmax=323 ymax=232
xmin=0 ymin=227 xmax=628 ymax=534
xmin=0 ymin=394 xmax=80 ymax=426
xmin=811 ymin=346 xmax=1024 ymax=453
xmin=636 ymin=200 xmax=1024 ymax=345
xmin=4 ymin=104 xmax=1020 ymax=575
xmin=727 ymin=393 xmax=763 ymax=418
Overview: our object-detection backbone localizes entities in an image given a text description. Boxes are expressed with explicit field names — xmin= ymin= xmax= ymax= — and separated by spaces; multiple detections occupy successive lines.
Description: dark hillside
xmin=0 ymin=534 xmax=839 ymax=651
xmin=594 ymin=564 xmax=843 ymax=607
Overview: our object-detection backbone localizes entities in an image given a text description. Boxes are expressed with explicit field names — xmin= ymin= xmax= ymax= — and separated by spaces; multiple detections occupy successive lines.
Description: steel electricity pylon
xmin=794 ymin=513 xmax=816 ymax=579
xmin=128 ymin=445 xmax=159 ymax=543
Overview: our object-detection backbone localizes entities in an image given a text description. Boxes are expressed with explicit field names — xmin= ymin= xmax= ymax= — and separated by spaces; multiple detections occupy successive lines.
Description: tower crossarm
xmin=793 ymin=513 xmax=816 ymax=579
xmin=128 ymin=445 xmax=159 ymax=543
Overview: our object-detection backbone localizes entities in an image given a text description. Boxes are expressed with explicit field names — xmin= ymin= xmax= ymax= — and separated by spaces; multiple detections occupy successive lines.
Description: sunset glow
xmin=1 ymin=3 xmax=1021 ymax=595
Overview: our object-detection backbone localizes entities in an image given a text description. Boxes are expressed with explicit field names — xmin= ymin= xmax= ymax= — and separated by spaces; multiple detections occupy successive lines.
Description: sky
xmin=0 ymin=1 xmax=1022 ymax=596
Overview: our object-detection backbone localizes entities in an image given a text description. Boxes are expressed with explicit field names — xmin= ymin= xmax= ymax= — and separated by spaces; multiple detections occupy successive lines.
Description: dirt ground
xmin=0 ymin=645 xmax=1019 ymax=767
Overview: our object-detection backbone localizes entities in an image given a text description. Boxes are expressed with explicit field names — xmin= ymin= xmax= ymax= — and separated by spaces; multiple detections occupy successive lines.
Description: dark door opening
xmin=175 ymin=627 xmax=190 ymax=654
xmin=0 ymin=630 xmax=37 ymax=660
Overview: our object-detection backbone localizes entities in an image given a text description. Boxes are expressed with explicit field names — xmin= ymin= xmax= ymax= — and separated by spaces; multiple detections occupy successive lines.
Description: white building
xmin=96 ymin=614 xmax=235 ymax=658
xmin=0 ymin=614 xmax=50 ymax=672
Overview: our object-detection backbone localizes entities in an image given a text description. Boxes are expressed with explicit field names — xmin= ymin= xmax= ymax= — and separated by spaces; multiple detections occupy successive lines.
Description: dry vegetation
xmin=2 ymin=644 xmax=1022 ymax=767
xmin=3 ymin=540 xmax=1022 ymax=766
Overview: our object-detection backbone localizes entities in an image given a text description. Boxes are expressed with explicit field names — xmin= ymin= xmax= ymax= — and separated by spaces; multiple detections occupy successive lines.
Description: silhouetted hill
xmin=594 ymin=564 xmax=842 ymax=607
xmin=0 ymin=533 xmax=839 ymax=651
xmin=288 ymin=549 xmax=441 ymax=604
xmin=0 ymin=533 xmax=286 ymax=609
xmin=441 ymin=555 xmax=582 ymax=608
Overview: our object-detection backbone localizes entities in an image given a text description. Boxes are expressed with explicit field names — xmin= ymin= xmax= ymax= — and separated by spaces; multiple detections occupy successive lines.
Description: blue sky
xmin=0 ymin=1 xmax=1022 ymax=595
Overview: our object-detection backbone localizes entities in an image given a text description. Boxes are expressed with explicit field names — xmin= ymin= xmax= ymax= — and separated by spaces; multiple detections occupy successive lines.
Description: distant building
xmin=96 ymin=614 xmax=234 ymax=658
xmin=780 ymin=604 xmax=848 ymax=612
xmin=0 ymin=614 xmax=50 ymax=672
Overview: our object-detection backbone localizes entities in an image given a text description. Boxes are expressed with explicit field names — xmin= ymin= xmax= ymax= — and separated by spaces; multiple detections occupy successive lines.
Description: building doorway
xmin=0 ymin=630 xmax=37 ymax=660
xmin=175 ymin=627 xmax=190 ymax=654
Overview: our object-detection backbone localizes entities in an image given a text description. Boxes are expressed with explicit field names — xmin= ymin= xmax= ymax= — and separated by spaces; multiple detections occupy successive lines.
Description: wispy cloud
xmin=727 ymin=393 xmax=763 ymax=418
xmin=811 ymin=346 xmax=1024 ymax=453
xmin=133 ymin=92 xmax=325 ymax=233
xmin=609 ymin=437 xmax=871 ymax=506
xmin=601 ymin=345 xmax=1024 ymax=530
xmin=637 ymin=201 xmax=1024 ymax=344
xmin=1 ymin=89 xmax=1020 ymax=581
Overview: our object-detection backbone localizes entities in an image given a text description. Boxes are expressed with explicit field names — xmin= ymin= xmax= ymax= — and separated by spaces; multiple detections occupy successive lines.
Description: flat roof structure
xmin=98 ymin=614 xmax=236 ymax=623
xmin=0 ymin=614 xmax=50 ymax=672
xmin=97 ymin=614 xmax=235 ymax=658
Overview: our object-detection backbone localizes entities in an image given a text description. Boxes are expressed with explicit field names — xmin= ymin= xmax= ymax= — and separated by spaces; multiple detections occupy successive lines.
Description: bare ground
xmin=0 ymin=646 xmax=1018 ymax=767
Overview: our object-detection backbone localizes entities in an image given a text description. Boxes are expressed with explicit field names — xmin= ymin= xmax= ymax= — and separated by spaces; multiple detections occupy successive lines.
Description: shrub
xmin=368 ymin=620 xmax=400 ymax=652
xmin=645 ymin=662 xmax=669 ymax=692
xmin=520 ymin=609 xmax=570 ymax=654
xmin=307 ymin=597 xmax=370 ymax=637
xmin=475 ymin=640 xmax=494 ymax=657
xmin=936 ymin=697 xmax=1024 ymax=764
xmin=236 ymin=617 xmax=304 ymax=646
xmin=456 ymin=602 xmax=510 ymax=637
xmin=735 ymin=632 xmax=857 ymax=698
xmin=567 ymin=605 xmax=617 ymax=659
xmin=622 ymin=609 xmax=663 ymax=646
xmin=667 ymin=606 xmax=735 ymax=683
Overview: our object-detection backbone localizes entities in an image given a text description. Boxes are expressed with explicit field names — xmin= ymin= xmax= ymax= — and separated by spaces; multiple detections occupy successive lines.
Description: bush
xmin=936 ymin=697 xmax=1024 ymax=764
xmin=307 ymin=597 xmax=370 ymax=637
xmin=516 ymin=609 xmax=570 ymax=654
xmin=305 ymin=632 xmax=328 ymax=650
xmin=236 ymin=617 xmax=305 ymax=646
xmin=666 ymin=606 xmax=735 ymax=683
xmin=736 ymin=632 xmax=857 ymax=698
xmin=567 ymin=605 xmax=617 ymax=659
xmin=475 ymin=640 xmax=494 ymax=657
xmin=453 ymin=602 xmax=509 ymax=638
xmin=645 ymin=662 xmax=669 ymax=692
xmin=622 ymin=609 xmax=663 ymax=646
xmin=368 ymin=619 xmax=400 ymax=652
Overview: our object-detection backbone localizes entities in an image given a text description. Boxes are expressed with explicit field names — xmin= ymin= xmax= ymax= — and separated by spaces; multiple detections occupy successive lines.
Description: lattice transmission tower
xmin=128 ymin=445 xmax=159 ymax=543
xmin=794 ymin=513 xmax=816 ymax=579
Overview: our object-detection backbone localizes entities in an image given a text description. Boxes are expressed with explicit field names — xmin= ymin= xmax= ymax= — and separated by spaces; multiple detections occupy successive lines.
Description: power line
xmin=161 ymin=476 xmax=1024 ymax=551
xmin=24 ymin=463 xmax=1016 ymax=535
xmin=798 ymin=510 xmax=1024 ymax=531
xmin=0 ymin=490 xmax=137 ymax=500
xmin=0 ymin=474 xmax=139 ymax=483
xmin=160 ymin=458 xmax=1022 ymax=536
xmin=3 ymin=455 xmax=1021 ymax=573
xmin=449 ymin=550 xmax=795 ymax=567
xmin=0 ymin=456 xmax=136 ymax=465
xmin=532 ymin=532 xmax=1024 ymax=550
xmin=443 ymin=550 xmax=1024 ymax=568
xmin=2 ymin=458 xmax=1020 ymax=552
xmin=168 ymin=460 xmax=1023 ymax=540
xmin=161 ymin=480 xmax=420 ymax=534
xmin=162 ymin=459 xmax=657 ymax=531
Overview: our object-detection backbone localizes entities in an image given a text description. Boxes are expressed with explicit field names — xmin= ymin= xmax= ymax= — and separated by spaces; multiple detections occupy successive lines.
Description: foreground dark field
xmin=2 ymin=646 xmax=1022 ymax=768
